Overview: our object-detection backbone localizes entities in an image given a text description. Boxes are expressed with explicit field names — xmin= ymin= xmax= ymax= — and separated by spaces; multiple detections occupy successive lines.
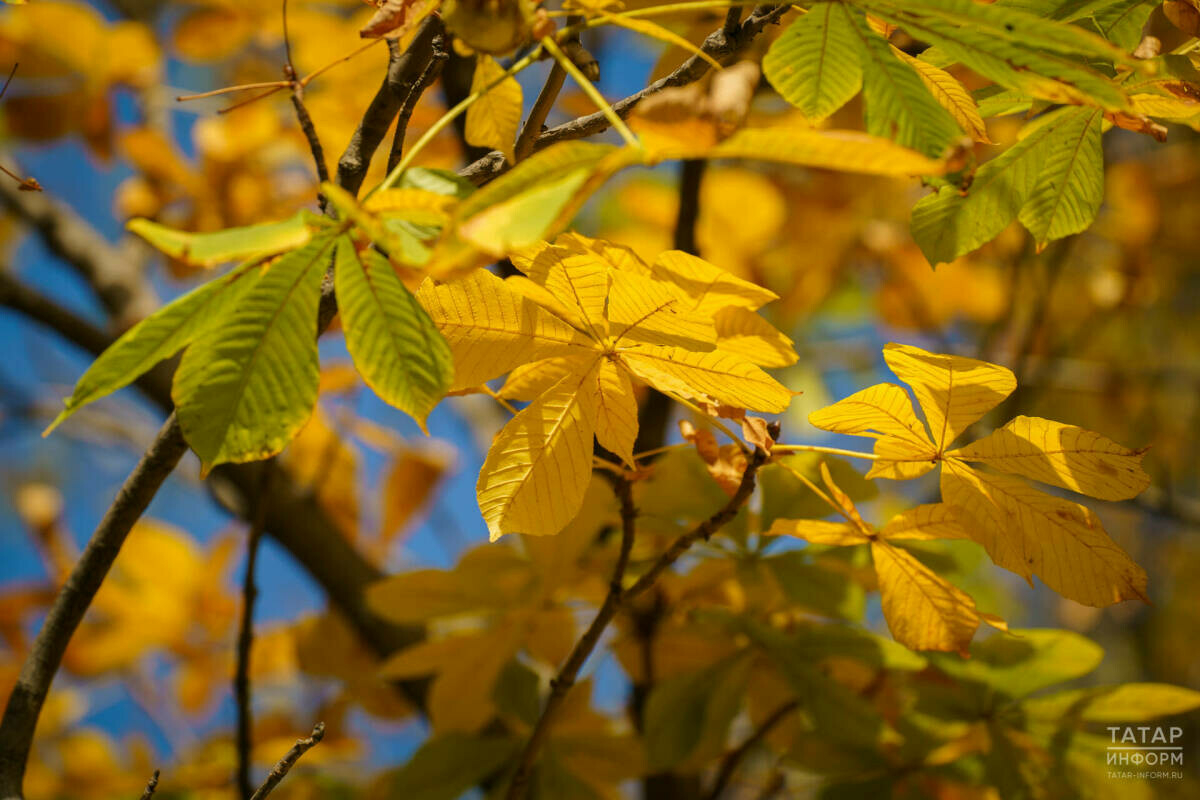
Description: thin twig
xmin=280 ymin=1 xmax=329 ymax=208
xmin=0 ymin=416 xmax=189 ymax=800
xmin=139 ymin=769 xmax=160 ymax=800
xmin=504 ymin=475 xmax=638 ymax=800
xmin=722 ymin=6 xmax=744 ymax=34
xmin=235 ymin=465 xmax=273 ymax=800
xmin=458 ymin=4 xmax=788 ymax=184
xmin=507 ymin=433 xmax=773 ymax=799
xmin=514 ymin=14 xmax=592 ymax=162
xmin=248 ymin=722 xmax=325 ymax=800
xmin=387 ymin=29 xmax=448 ymax=174
xmin=624 ymin=431 xmax=774 ymax=600
xmin=514 ymin=62 xmax=566 ymax=162
xmin=704 ymin=700 xmax=799 ymax=800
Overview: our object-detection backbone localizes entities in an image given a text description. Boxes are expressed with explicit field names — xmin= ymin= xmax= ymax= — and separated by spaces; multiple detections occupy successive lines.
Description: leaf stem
xmin=481 ymin=385 xmax=520 ymax=415
xmin=776 ymin=460 xmax=842 ymax=519
xmin=773 ymin=443 xmax=878 ymax=460
xmin=663 ymin=390 xmax=748 ymax=452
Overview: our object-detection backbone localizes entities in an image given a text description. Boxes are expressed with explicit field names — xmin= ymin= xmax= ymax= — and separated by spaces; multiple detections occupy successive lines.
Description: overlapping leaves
xmin=770 ymin=463 xmax=1005 ymax=655
xmin=417 ymin=233 xmax=795 ymax=539
xmin=808 ymin=342 xmax=1151 ymax=607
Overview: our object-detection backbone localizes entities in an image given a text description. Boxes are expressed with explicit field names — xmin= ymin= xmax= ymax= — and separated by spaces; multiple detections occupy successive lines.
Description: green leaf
xmin=1017 ymin=107 xmax=1104 ymax=247
xmin=454 ymin=142 xmax=634 ymax=257
xmin=379 ymin=733 xmax=519 ymax=800
xmin=760 ymin=550 xmax=866 ymax=621
xmin=127 ymin=211 xmax=318 ymax=267
xmin=911 ymin=108 xmax=1076 ymax=264
xmin=643 ymin=652 xmax=752 ymax=770
xmin=857 ymin=0 xmax=1133 ymax=110
xmin=45 ymin=263 xmax=257 ymax=434
xmin=1057 ymin=0 xmax=1158 ymax=51
xmin=533 ymin=752 xmax=604 ymax=800
xmin=764 ymin=3 xmax=863 ymax=121
xmin=1023 ymin=683 xmax=1200 ymax=722
xmin=323 ymin=183 xmax=430 ymax=268
xmin=334 ymin=236 xmax=452 ymax=429
xmin=174 ymin=233 xmax=336 ymax=471
xmin=398 ymin=166 xmax=477 ymax=199
xmin=492 ymin=660 xmax=541 ymax=727
xmin=850 ymin=11 xmax=962 ymax=157
xmin=928 ymin=628 xmax=1103 ymax=698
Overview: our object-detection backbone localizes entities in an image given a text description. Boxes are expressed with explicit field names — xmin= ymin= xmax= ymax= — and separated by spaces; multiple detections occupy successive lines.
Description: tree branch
xmin=0 ymin=173 xmax=159 ymax=328
xmin=514 ymin=63 xmax=566 ymax=163
xmin=504 ymin=475 xmax=637 ymax=800
xmin=624 ymin=434 xmax=773 ymax=600
xmin=704 ymin=699 xmax=798 ymax=800
xmin=387 ymin=28 xmax=448 ymax=175
xmin=235 ymin=466 xmax=272 ymax=800
xmin=457 ymin=5 xmax=788 ymax=185
xmin=0 ymin=415 xmax=189 ymax=800
xmin=248 ymin=722 xmax=324 ymax=800
xmin=506 ymin=436 xmax=772 ymax=799
xmin=139 ymin=770 xmax=160 ymax=800
xmin=513 ymin=16 xmax=594 ymax=163
xmin=334 ymin=15 xmax=442 ymax=196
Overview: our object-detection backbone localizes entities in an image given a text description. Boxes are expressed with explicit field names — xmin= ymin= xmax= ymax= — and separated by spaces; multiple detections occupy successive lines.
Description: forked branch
xmin=505 ymin=432 xmax=775 ymax=800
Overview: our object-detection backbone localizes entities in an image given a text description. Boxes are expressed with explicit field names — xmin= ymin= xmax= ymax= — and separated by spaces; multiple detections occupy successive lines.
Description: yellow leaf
xmin=872 ymin=541 xmax=982 ymax=656
xmin=510 ymin=240 xmax=612 ymax=338
xmin=809 ymin=343 xmax=1152 ymax=609
xmin=882 ymin=342 xmax=1017 ymax=452
xmin=362 ymin=187 xmax=456 ymax=225
xmin=890 ymin=47 xmax=991 ymax=143
xmin=606 ymin=269 xmax=718 ymax=351
xmin=714 ymin=306 xmax=797 ymax=368
xmin=808 ymin=382 xmax=937 ymax=479
xmin=465 ymin=55 xmax=523 ymax=162
xmin=621 ymin=345 xmax=792 ymax=413
xmin=557 ymin=230 xmax=649 ymax=275
xmin=768 ymin=465 xmax=998 ymax=654
xmin=380 ymin=447 xmax=448 ymax=547
xmin=948 ymin=415 xmax=1151 ymax=501
xmin=592 ymin=357 xmax=639 ymax=466
xmin=643 ymin=125 xmax=949 ymax=176
xmin=879 ymin=504 xmax=969 ymax=541
xmin=379 ymin=625 xmax=521 ymax=733
xmin=478 ymin=360 xmax=603 ymax=539
xmin=499 ymin=356 xmax=585 ymax=402
xmin=766 ymin=518 xmax=869 ymax=545
xmin=416 ymin=270 xmax=597 ymax=391
xmin=941 ymin=460 xmax=1148 ymax=607
xmin=649 ymin=250 xmax=777 ymax=314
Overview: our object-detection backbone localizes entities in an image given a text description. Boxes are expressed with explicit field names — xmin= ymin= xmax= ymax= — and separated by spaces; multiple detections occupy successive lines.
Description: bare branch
xmin=507 ymin=430 xmax=774 ymax=799
xmin=0 ymin=168 xmax=159 ymax=327
xmin=504 ymin=474 xmax=638 ymax=800
xmin=0 ymin=415 xmax=189 ymax=800
xmin=704 ymin=700 xmax=799 ymax=800
xmin=235 ymin=466 xmax=273 ymax=800
xmin=458 ymin=5 xmax=788 ymax=185
xmin=388 ymin=29 xmax=448 ymax=174
xmin=139 ymin=770 xmax=160 ymax=800
xmin=514 ymin=62 xmax=565 ymax=163
xmin=248 ymin=723 xmax=325 ymax=800
xmin=335 ymin=16 xmax=443 ymax=195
